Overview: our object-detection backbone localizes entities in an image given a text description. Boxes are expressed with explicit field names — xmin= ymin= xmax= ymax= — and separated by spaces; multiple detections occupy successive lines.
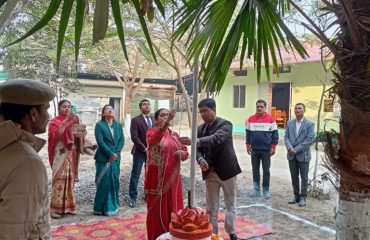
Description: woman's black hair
xmin=101 ymin=104 xmax=112 ymax=120
xmin=58 ymin=99 xmax=71 ymax=112
xmin=154 ymin=108 xmax=168 ymax=120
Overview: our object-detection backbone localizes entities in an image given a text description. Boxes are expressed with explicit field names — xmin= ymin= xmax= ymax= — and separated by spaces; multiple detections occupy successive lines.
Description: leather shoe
xmin=51 ymin=212 xmax=62 ymax=219
xmin=288 ymin=197 xmax=299 ymax=204
xmin=298 ymin=197 xmax=306 ymax=207
xmin=229 ymin=233 xmax=238 ymax=240
xmin=129 ymin=198 xmax=136 ymax=208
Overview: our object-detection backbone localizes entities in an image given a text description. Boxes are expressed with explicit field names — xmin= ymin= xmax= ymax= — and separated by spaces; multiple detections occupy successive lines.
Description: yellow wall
xmin=215 ymin=61 xmax=338 ymax=133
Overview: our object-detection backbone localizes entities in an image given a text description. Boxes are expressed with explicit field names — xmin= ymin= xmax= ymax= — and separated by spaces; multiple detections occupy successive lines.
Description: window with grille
xmin=233 ymin=70 xmax=248 ymax=76
xmin=233 ymin=85 xmax=246 ymax=108
xmin=273 ymin=65 xmax=291 ymax=74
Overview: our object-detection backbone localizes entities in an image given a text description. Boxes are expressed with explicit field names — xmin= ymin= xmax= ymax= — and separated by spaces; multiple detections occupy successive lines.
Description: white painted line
xmin=236 ymin=204 xmax=336 ymax=235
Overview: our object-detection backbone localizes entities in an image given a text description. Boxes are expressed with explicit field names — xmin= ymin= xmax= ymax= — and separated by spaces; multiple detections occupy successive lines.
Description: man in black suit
xmin=180 ymin=98 xmax=241 ymax=240
xmin=128 ymin=99 xmax=154 ymax=208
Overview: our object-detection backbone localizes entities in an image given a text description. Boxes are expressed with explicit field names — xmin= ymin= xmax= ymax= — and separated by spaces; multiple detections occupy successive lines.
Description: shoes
xmin=249 ymin=189 xmax=261 ymax=198
xmin=298 ymin=197 xmax=306 ymax=207
xmin=288 ymin=197 xmax=300 ymax=204
xmin=50 ymin=212 xmax=62 ymax=219
xmin=229 ymin=233 xmax=238 ymax=240
xmin=263 ymin=190 xmax=270 ymax=199
xmin=129 ymin=198 xmax=137 ymax=208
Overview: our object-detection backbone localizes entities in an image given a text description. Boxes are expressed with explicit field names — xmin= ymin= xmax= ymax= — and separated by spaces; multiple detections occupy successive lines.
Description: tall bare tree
xmin=151 ymin=13 xmax=193 ymax=127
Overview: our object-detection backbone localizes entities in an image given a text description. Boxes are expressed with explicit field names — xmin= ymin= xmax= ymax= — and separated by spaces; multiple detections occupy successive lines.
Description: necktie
xmin=146 ymin=116 xmax=152 ymax=128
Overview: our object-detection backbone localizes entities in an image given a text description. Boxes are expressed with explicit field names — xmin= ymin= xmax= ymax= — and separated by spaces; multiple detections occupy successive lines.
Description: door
xmin=271 ymin=83 xmax=291 ymax=128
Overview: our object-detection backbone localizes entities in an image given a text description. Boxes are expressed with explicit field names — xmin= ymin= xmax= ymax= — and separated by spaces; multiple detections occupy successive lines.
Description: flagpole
xmin=189 ymin=20 xmax=199 ymax=209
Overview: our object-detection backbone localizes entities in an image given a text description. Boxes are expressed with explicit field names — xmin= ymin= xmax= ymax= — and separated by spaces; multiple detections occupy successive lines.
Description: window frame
xmin=233 ymin=85 xmax=246 ymax=108
xmin=273 ymin=65 xmax=292 ymax=74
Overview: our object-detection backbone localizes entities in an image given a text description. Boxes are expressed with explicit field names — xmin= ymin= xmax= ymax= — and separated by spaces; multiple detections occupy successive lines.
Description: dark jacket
xmin=130 ymin=114 xmax=155 ymax=155
xmin=94 ymin=120 xmax=124 ymax=163
xmin=197 ymin=117 xmax=242 ymax=181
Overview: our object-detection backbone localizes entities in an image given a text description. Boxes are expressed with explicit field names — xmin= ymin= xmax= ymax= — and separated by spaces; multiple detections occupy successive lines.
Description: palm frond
xmin=2 ymin=0 xmax=172 ymax=66
xmin=132 ymin=0 xmax=158 ymax=63
xmin=111 ymin=0 xmax=129 ymax=61
xmin=74 ymin=0 xmax=87 ymax=63
xmin=93 ymin=0 xmax=109 ymax=43
xmin=176 ymin=0 xmax=308 ymax=92
xmin=153 ymin=0 xmax=166 ymax=18
xmin=56 ymin=0 xmax=74 ymax=70
xmin=6 ymin=0 xmax=62 ymax=46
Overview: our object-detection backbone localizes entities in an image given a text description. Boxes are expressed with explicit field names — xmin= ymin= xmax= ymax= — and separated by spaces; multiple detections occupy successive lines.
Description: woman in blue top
xmin=93 ymin=105 xmax=124 ymax=216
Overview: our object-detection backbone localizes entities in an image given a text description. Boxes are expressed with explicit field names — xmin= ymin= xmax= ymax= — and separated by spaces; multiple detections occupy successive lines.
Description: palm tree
xmin=1 ymin=0 xmax=370 ymax=238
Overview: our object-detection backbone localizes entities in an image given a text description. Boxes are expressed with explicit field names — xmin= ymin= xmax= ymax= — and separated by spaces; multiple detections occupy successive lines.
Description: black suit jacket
xmin=130 ymin=114 xmax=155 ymax=155
xmin=197 ymin=117 xmax=242 ymax=181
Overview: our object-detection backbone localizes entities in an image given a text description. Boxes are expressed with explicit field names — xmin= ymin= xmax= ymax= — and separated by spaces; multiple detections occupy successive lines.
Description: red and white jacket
xmin=245 ymin=113 xmax=279 ymax=151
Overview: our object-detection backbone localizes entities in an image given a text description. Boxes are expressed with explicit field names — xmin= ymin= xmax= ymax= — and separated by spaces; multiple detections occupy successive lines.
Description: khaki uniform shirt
xmin=0 ymin=121 xmax=51 ymax=239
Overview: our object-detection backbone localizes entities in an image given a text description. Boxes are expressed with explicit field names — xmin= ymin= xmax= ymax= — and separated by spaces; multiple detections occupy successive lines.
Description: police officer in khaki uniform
xmin=0 ymin=79 xmax=55 ymax=240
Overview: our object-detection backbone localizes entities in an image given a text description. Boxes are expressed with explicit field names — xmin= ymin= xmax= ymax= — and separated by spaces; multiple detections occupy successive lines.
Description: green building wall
xmin=215 ymin=61 xmax=338 ymax=134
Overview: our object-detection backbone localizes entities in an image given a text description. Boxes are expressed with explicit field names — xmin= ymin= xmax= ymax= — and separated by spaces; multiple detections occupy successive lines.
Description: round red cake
xmin=169 ymin=207 xmax=213 ymax=240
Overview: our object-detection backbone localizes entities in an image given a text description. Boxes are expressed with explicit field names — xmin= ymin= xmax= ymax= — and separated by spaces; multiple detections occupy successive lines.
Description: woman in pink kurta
xmin=145 ymin=108 xmax=189 ymax=240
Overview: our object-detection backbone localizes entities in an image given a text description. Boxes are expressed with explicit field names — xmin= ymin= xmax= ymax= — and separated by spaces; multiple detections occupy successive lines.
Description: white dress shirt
xmin=142 ymin=114 xmax=152 ymax=128
xmin=295 ymin=118 xmax=304 ymax=135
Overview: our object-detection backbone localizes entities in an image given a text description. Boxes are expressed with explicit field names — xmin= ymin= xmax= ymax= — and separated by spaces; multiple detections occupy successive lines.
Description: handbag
xmin=73 ymin=124 xmax=87 ymax=138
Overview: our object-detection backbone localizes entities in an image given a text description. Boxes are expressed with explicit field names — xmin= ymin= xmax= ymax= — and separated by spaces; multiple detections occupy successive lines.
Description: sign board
xmin=324 ymin=99 xmax=333 ymax=112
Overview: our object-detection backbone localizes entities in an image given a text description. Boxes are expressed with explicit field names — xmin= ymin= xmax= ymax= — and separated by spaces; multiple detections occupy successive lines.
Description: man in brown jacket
xmin=0 ymin=79 xmax=55 ymax=239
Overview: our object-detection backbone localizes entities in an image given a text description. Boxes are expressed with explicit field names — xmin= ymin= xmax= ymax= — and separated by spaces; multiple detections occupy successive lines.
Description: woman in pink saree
xmin=145 ymin=108 xmax=189 ymax=240
xmin=48 ymin=100 xmax=83 ymax=219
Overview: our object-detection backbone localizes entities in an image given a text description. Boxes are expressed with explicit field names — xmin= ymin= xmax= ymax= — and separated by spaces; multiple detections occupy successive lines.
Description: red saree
xmin=48 ymin=115 xmax=81 ymax=214
xmin=145 ymin=128 xmax=189 ymax=240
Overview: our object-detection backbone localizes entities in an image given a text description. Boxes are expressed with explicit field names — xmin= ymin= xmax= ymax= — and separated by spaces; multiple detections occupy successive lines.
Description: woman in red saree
xmin=48 ymin=100 xmax=83 ymax=219
xmin=145 ymin=108 xmax=189 ymax=240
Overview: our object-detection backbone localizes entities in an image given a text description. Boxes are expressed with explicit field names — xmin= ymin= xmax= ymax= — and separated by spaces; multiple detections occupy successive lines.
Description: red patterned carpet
xmin=52 ymin=212 xmax=274 ymax=240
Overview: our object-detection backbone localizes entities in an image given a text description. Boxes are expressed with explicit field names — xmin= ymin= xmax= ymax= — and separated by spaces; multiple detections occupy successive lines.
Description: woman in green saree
xmin=93 ymin=105 xmax=124 ymax=216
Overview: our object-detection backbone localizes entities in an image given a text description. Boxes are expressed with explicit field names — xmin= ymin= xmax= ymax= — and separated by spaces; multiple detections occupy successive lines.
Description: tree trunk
xmin=52 ymin=98 xmax=57 ymax=118
xmin=336 ymin=194 xmax=370 ymax=239
xmin=313 ymin=84 xmax=326 ymax=189
xmin=120 ymin=87 xmax=125 ymax=121
xmin=316 ymin=1 xmax=370 ymax=239
xmin=124 ymin=92 xmax=132 ymax=139
xmin=176 ymin=69 xmax=192 ymax=127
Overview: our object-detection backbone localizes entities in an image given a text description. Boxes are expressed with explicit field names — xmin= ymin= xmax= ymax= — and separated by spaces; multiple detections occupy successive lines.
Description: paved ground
xmin=41 ymin=125 xmax=336 ymax=239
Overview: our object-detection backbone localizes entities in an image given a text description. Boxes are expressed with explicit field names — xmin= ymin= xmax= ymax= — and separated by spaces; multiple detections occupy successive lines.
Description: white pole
xmin=189 ymin=21 xmax=199 ymax=209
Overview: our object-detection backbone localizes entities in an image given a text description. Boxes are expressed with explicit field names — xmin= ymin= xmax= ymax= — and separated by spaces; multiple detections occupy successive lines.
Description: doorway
xmin=271 ymin=83 xmax=291 ymax=128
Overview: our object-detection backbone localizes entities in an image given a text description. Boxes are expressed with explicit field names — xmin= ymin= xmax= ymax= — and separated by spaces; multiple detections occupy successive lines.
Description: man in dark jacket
xmin=128 ymin=99 xmax=154 ymax=207
xmin=180 ymin=98 xmax=241 ymax=240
